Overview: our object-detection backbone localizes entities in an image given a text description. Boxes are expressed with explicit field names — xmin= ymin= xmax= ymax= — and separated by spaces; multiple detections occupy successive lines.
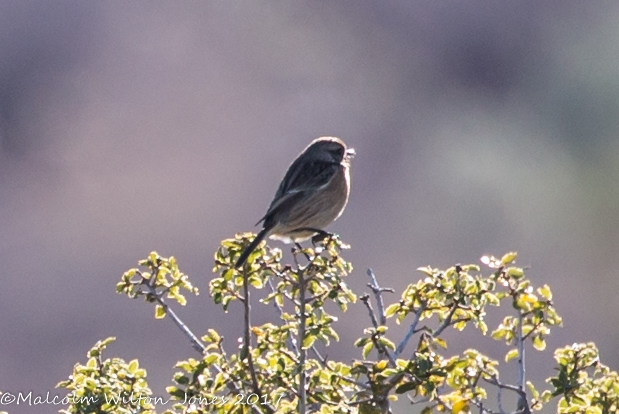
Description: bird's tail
xmin=235 ymin=227 xmax=269 ymax=268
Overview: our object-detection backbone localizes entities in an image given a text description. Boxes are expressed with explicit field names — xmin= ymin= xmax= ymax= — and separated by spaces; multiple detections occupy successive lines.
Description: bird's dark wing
xmin=256 ymin=161 xmax=338 ymax=226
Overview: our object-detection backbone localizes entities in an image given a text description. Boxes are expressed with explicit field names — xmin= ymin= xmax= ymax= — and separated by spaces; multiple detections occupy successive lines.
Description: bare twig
xmin=468 ymin=372 xmax=504 ymax=414
xmin=497 ymin=386 xmax=508 ymax=414
xmin=297 ymin=267 xmax=308 ymax=414
xmin=482 ymin=373 xmax=525 ymax=414
xmin=432 ymin=302 xmax=459 ymax=338
xmin=521 ymin=319 xmax=543 ymax=342
xmin=395 ymin=303 xmax=426 ymax=358
xmin=242 ymin=266 xmax=261 ymax=396
xmin=367 ymin=268 xmax=393 ymax=325
xmin=292 ymin=251 xmax=324 ymax=414
xmin=481 ymin=374 xmax=522 ymax=393
xmin=141 ymin=281 xmax=205 ymax=354
xmin=373 ymin=334 xmax=397 ymax=367
xmin=311 ymin=345 xmax=327 ymax=365
xmin=142 ymin=277 xmax=272 ymax=414
xmin=516 ymin=311 xmax=530 ymax=414
xmin=360 ymin=294 xmax=379 ymax=328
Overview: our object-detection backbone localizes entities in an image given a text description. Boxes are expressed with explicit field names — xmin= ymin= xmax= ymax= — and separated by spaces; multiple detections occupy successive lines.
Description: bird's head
xmin=304 ymin=136 xmax=355 ymax=164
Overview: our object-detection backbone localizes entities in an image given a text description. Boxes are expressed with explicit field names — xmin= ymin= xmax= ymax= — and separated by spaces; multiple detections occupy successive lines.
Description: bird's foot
xmin=293 ymin=242 xmax=312 ymax=261
xmin=311 ymin=231 xmax=335 ymax=247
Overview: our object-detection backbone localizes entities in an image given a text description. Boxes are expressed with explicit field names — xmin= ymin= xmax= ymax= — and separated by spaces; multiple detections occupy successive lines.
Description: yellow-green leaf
xmin=385 ymin=304 xmax=400 ymax=318
xmin=363 ymin=342 xmax=373 ymax=359
xmin=532 ymin=336 xmax=546 ymax=351
xmin=452 ymin=399 xmax=469 ymax=414
xmin=538 ymin=284 xmax=552 ymax=301
xmin=155 ymin=305 xmax=166 ymax=319
xmin=87 ymin=357 xmax=97 ymax=369
xmin=526 ymin=381 xmax=539 ymax=399
xmin=127 ymin=359 xmax=139 ymax=374
xmin=505 ymin=348 xmax=519 ymax=362
xmin=501 ymin=252 xmax=517 ymax=265
xmin=507 ymin=267 xmax=524 ymax=278
xmin=303 ymin=335 xmax=316 ymax=349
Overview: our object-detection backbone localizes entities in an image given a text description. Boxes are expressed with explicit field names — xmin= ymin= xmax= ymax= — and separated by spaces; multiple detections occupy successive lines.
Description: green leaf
xmin=207 ymin=329 xmax=221 ymax=342
xmin=452 ymin=399 xmax=469 ymax=414
xmin=532 ymin=336 xmax=546 ymax=351
xmin=501 ymin=252 xmax=517 ymax=265
xmin=526 ymin=381 xmax=539 ymax=399
xmin=375 ymin=360 xmax=388 ymax=370
xmin=379 ymin=337 xmax=396 ymax=351
xmin=507 ymin=267 xmax=524 ymax=278
xmin=99 ymin=337 xmax=116 ymax=347
xmin=239 ymin=345 xmax=248 ymax=360
xmin=538 ymin=284 xmax=552 ymax=300
xmin=303 ymin=335 xmax=316 ymax=349
xmin=417 ymin=266 xmax=434 ymax=276
xmin=433 ymin=338 xmax=447 ymax=349
xmin=485 ymin=292 xmax=500 ymax=306
xmin=155 ymin=305 xmax=166 ymax=319
xmin=395 ymin=381 xmax=418 ymax=394
xmin=127 ymin=359 xmax=139 ymax=374
xmin=355 ymin=338 xmax=369 ymax=347
xmin=174 ymin=293 xmax=187 ymax=306
xmin=167 ymin=386 xmax=186 ymax=399
xmin=203 ymin=353 xmax=219 ymax=365
xmin=385 ymin=303 xmax=400 ymax=317
xmin=363 ymin=342 xmax=373 ymax=359
xmin=505 ymin=348 xmax=519 ymax=362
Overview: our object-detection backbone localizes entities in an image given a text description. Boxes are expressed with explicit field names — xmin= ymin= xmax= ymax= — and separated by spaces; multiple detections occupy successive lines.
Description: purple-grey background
xmin=1 ymin=1 xmax=618 ymax=413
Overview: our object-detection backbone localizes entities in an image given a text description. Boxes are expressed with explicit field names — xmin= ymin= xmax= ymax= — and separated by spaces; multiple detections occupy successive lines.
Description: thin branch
xmin=266 ymin=264 xmax=296 ymax=285
xmin=294 ymin=243 xmax=313 ymax=263
xmin=497 ymin=386 xmax=508 ymax=414
xmin=516 ymin=311 xmax=530 ymax=414
xmin=370 ymin=334 xmax=397 ymax=368
xmin=468 ymin=373 xmax=504 ymax=414
xmin=297 ymin=268 xmax=308 ymax=414
xmin=292 ymin=252 xmax=324 ymax=414
xmin=141 ymin=281 xmax=205 ymax=354
xmin=242 ymin=266 xmax=261 ymax=396
xmin=481 ymin=374 xmax=522 ymax=393
xmin=481 ymin=374 xmax=525 ymax=414
xmin=432 ymin=302 xmax=459 ymax=338
xmin=142 ymin=278 xmax=273 ymax=414
xmin=279 ymin=347 xmax=301 ymax=365
xmin=521 ymin=320 xmax=544 ymax=342
xmin=311 ymin=345 xmax=329 ymax=367
xmin=367 ymin=268 xmax=393 ymax=326
xmin=360 ymin=294 xmax=379 ymax=328
xmin=395 ymin=303 xmax=426 ymax=358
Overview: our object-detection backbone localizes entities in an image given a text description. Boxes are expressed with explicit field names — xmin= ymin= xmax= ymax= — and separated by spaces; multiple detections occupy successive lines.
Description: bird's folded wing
xmin=255 ymin=162 xmax=338 ymax=225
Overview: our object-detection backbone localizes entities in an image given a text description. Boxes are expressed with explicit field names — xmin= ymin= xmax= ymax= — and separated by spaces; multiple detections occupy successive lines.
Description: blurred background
xmin=1 ymin=1 xmax=618 ymax=413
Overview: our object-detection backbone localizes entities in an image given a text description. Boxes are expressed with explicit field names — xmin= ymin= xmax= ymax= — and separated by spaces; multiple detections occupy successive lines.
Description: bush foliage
xmin=53 ymin=235 xmax=618 ymax=414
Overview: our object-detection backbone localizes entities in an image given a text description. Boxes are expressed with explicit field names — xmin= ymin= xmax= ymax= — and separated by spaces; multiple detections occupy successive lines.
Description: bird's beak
xmin=345 ymin=148 xmax=356 ymax=159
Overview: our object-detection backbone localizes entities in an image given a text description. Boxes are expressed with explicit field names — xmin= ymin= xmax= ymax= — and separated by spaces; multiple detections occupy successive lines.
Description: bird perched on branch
xmin=235 ymin=136 xmax=354 ymax=268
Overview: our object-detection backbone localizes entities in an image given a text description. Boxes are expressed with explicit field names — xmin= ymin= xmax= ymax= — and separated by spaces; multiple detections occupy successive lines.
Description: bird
xmin=235 ymin=136 xmax=354 ymax=268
